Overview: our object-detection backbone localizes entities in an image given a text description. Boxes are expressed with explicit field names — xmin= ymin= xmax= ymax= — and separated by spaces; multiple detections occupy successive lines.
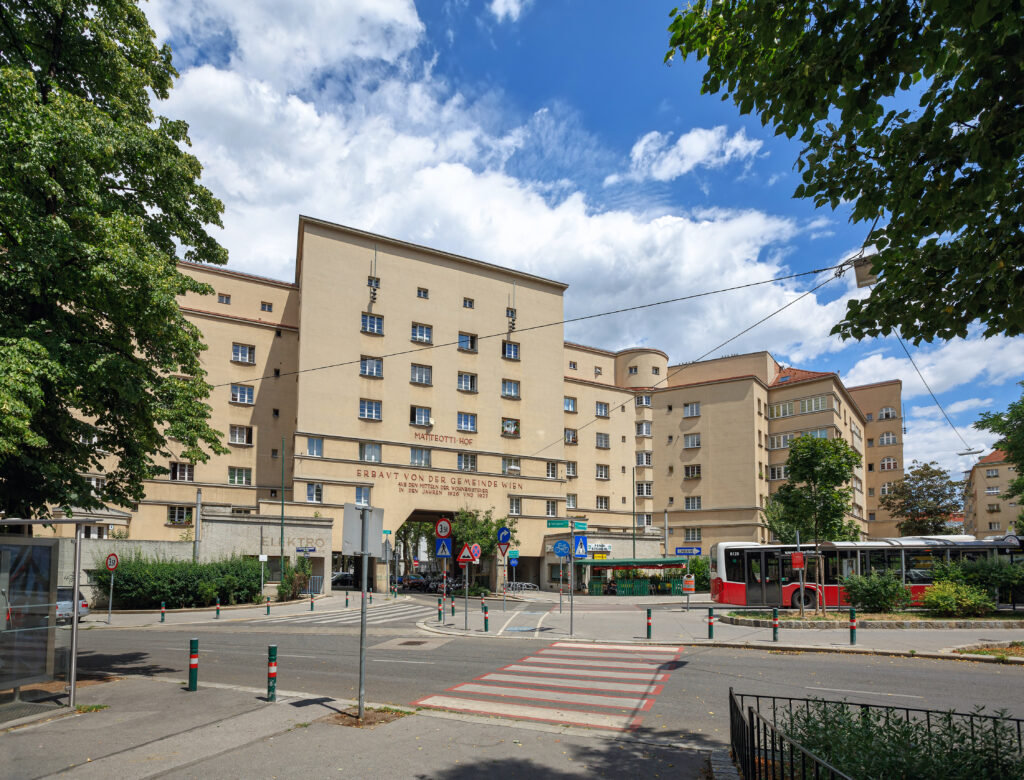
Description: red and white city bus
xmin=710 ymin=535 xmax=1022 ymax=607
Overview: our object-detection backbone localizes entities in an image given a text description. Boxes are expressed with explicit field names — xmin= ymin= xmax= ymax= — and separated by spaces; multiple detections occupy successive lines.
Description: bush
xmin=277 ymin=556 xmax=313 ymax=602
xmin=840 ymin=571 xmax=911 ymax=612
xmin=934 ymin=559 xmax=1024 ymax=603
xmin=686 ymin=555 xmax=711 ymax=591
xmin=921 ymin=581 xmax=995 ymax=617
xmin=90 ymin=551 xmax=262 ymax=609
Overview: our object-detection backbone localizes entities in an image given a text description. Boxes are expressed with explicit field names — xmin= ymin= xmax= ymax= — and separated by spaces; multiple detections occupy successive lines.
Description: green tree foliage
xmin=839 ymin=571 xmax=911 ymax=613
xmin=878 ymin=460 xmax=964 ymax=536
xmin=976 ymin=382 xmax=1024 ymax=531
xmin=666 ymin=2 xmax=1024 ymax=344
xmin=0 ymin=0 xmax=228 ymax=519
xmin=277 ymin=555 xmax=312 ymax=602
xmin=449 ymin=508 xmax=518 ymax=559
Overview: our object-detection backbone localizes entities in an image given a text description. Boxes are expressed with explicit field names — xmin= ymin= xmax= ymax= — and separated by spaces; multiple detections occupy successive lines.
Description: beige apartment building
xmin=964 ymin=451 xmax=1020 ymax=537
xmin=44 ymin=218 xmax=906 ymax=585
xmin=846 ymin=380 xmax=906 ymax=537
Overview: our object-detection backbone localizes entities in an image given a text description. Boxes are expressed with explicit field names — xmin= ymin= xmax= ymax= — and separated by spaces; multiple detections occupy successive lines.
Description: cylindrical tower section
xmin=614 ymin=348 xmax=669 ymax=388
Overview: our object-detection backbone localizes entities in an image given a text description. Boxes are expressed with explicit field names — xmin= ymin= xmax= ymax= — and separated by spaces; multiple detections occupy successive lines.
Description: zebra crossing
xmin=241 ymin=601 xmax=436 ymax=627
xmin=413 ymin=641 xmax=683 ymax=731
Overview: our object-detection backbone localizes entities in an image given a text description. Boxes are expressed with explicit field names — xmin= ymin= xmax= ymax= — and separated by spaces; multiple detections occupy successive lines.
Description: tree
xmin=666 ymin=2 xmax=1024 ymax=344
xmin=975 ymin=382 xmax=1024 ymax=532
xmin=770 ymin=436 xmax=862 ymax=614
xmin=449 ymin=508 xmax=519 ymax=559
xmin=878 ymin=460 xmax=964 ymax=536
xmin=0 ymin=0 xmax=228 ymax=519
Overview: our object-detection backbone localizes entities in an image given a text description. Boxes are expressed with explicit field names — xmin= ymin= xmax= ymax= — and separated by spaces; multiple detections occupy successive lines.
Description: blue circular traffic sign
xmin=552 ymin=540 xmax=571 ymax=558
xmin=497 ymin=526 xmax=512 ymax=545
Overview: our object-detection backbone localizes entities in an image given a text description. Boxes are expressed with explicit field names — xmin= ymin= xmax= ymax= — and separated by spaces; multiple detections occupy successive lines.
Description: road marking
xmin=450 ymin=683 xmax=652 ymax=710
xmin=519 ymin=655 xmax=658 ymax=670
xmin=536 ymin=649 xmax=673 ymax=664
xmin=372 ymin=659 xmax=435 ymax=665
xmin=552 ymin=642 xmax=681 ymax=653
xmin=413 ymin=695 xmax=637 ymax=730
xmin=533 ymin=611 xmax=549 ymax=639
xmin=806 ymin=686 xmax=924 ymax=700
xmin=497 ymin=612 xmax=522 ymax=636
xmin=503 ymin=663 xmax=665 ymax=681
xmin=478 ymin=673 xmax=662 ymax=695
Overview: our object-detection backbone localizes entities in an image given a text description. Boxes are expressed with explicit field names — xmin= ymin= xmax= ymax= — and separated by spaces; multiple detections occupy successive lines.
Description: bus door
xmin=745 ymin=551 xmax=782 ymax=606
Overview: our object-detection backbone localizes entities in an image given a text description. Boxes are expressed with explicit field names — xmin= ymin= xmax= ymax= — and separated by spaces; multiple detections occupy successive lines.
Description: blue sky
xmin=145 ymin=0 xmax=1023 ymax=476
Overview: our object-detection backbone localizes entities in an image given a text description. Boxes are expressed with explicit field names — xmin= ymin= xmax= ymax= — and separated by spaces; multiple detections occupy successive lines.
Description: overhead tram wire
xmin=207 ymin=262 xmax=848 ymax=390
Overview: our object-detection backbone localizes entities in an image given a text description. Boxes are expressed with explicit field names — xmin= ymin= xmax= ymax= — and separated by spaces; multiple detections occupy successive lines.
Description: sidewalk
xmin=0 ymin=676 xmax=710 ymax=779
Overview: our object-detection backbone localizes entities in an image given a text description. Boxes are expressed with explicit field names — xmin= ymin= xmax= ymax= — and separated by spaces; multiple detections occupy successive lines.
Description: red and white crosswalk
xmin=412 ymin=642 xmax=682 ymax=731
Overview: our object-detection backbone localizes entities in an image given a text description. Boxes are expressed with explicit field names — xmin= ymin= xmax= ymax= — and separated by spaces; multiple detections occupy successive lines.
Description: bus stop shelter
xmin=580 ymin=557 xmax=696 ymax=595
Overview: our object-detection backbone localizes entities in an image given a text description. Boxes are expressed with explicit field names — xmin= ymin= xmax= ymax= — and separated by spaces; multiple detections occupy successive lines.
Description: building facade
xmin=964 ymin=450 xmax=1020 ymax=537
xmin=846 ymin=381 xmax=906 ymax=538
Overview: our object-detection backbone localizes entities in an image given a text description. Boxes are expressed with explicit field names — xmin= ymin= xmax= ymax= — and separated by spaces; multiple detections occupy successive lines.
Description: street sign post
xmin=553 ymin=539 xmax=570 ymax=616
xmin=105 ymin=553 xmax=118 ymax=624
xmin=674 ymin=546 xmax=702 ymax=556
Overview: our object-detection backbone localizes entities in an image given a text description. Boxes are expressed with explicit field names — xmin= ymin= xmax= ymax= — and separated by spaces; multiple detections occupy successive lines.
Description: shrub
xmin=922 ymin=581 xmax=995 ymax=617
xmin=277 ymin=556 xmax=313 ymax=602
xmin=934 ymin=559 xmax=1024 ymax=603
xmin=840 ymin=571 xmax=911 ymax=612
xmin=686 ymin=555 xmax=711 ymax=591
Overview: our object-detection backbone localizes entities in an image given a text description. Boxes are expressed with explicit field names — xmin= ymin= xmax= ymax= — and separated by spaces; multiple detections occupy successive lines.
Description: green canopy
xmin=579 ymin=557 xmax=694 ymax=568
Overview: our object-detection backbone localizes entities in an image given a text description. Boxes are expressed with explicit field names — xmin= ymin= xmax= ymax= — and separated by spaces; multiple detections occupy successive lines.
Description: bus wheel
xmin=791 ymin=589 xmax=816 ymax=609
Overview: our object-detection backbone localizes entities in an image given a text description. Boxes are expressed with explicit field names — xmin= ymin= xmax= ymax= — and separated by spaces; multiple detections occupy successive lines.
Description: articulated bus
xmin=710 ymin=535 xmax=1023 ymax=608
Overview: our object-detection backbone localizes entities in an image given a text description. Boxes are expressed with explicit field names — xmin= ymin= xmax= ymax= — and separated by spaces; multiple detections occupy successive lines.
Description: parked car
xmin=56 ymin=588 xmax=90 ymax=623
xmin=403 ymin=574 xmax=428 ymax=591
xmin=331 ymin=572 xmax=354 ymax=589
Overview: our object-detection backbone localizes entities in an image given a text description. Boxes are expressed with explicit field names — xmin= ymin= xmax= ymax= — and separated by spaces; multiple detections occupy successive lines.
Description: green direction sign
xmin=546 ymin=519 xmax=569 ymax=528
xmin=508 ymin=550 xmax=520 ymax=558
xmin=382 ymin=529 xmax=392 ymax=535
xmin=572 ymin=520 xmax=588 ymax=530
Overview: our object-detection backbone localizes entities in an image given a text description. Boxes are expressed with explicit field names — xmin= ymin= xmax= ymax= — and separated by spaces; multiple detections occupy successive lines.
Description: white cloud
xmin=604 ymin=127 xmax=762 ymax=186
xmin=901 ymin=407 xmax=999 ymax=478
xmin=910 ymin=397 xmax=994 ymax=420
xmin=488 ymin=0 xmax=533 ymax=22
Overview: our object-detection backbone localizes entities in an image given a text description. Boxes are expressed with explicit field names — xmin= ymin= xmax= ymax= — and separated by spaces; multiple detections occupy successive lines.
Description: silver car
xmin=56 ymin=587 xmax=90 ymax=623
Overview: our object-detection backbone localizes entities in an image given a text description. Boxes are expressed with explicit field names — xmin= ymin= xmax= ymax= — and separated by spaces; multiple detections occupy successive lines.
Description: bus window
xmin=709 ymin=545 xmax=718 ymax=574
xmin=886 ymin=551 xmax=904 ymax=580
xmin=840 ymin=551 xmax=857 ymax=578
xmin=906 ymin=550 xmax=935 ymax=584
xmin=823 ymin=551 xmax=840 ymax=585
xmin=725 ymin=550 xmax=744 ymax=582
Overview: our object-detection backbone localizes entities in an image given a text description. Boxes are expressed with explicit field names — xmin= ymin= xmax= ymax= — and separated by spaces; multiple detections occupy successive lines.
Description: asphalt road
xmin=76 ymin=594 xmax=1024 ymax=745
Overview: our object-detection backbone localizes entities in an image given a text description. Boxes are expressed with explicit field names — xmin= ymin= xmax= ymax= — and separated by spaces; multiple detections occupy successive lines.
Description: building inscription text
xmin=354 ymin=468 xmax=523 ymax=500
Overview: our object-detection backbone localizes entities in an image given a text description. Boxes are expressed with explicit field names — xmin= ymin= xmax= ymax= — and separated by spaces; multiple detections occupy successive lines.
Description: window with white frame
xmin=768 ymin=465 xmax=789 ymax=480
xmin=637 ymin=513 xmax=652 ymax=526
xmin=367 ymin=276 xmax=379 ymax=289
xmin=564 ymin=428 xmax=578 ymax=445
xmin=167 ymin=506 xmax=193 ymax=524
xmin=410 ymin=447 xmax=431 ymax=467
xmin=880 ymin=456 xmax=898 ymax=471
xmin=596 ymin=496 xmax=609 ymax=510
xmin=463 ymin=297 xmax=474 ymax=308
xmin=545 ymin=500 xmax=557 ymax=518
xmin=636 ymin=482 xmax=653 ymax=497
xmin=684 ymin=464 xmax=701 ymax=479
xmin=569 ymin=360 xmax=577 ymax=370
xmin=684 ymin=496 xmax=702 ymax=510
xmin=457 ymin=453 xmax=477 ymax=471
xmin=636 ymin=451 xmax=652 ymax=466
xmin=879 ymin=431 xmax=897 ymax=445
xmin=768 ymin=401 xmax=794 ymax=419
xmin=502 ymin=341 xmax=520 ymax=360
xmin=416 ymin=287 xmax=429 ymax=299
xmin=636 ymin=395 xmax=651 ymax=407
xmin=546 ymin=461 xmax=558 ymax=479
xmin=457 ymin=412 xmax=477 ymax=432
xmin=170 ymin=462 xmax=194 ymax=482
xmin=409 ymin=363 xmax=432 ymax=385
xmin=359 ymin=399 xmax=382 ymax=420
xmin=852 ymin=475 xmax=863 ymax=491
xmin=566 ymin=493 xmax=577 ymax=509
xmin=684 ymin=527 xmax=702 ymax=542
xmin=509 ymin=497 xmax=521 ymax=516
xmin=986 ymin=486 xmax=1000 ymax=495
xmin=458 ymin=372 xmax=478 ymax=392
xmin=261 ymin=301 xmax=273 ymax=312
xmin=501 ymin=418 xmax=520 ymax=437
xmin=985 ymin=468 xmax=999 ymax=478
xmin=217 ymin=293 xmax=231 ymax=305
xmin=799 ymin=395 xmax=829 ymax=413
xmin=595 ymin=432 xmax=610 ymax=448
xmin=359 ymin=442 xmax=381 ymax=462
xmin=458 ymin=332 xmax=478 ymax=352
xmin=306 ymin=483 xmax=323 ymax=503
xmin=636 ymin=421 xmax=652 ymax=437
xmin=879 ymin=407 xmax=897 ymax=420
xmin=502 ymin=379 xmax=520 ymax=398
xmin=595 ymin=402 xmax=609 ymax=417
xmin=307 ymin=437 xmax=323 ymax=457
xmin=683 ymin=433 xmax=701 ymax=448
xmin=683 ymin=402 xmax=700 ymax=417
xmin=229 ymin=425 xmax=253 ymax=445
xmin=652 ymin=367 xmax=660 ymax=375
xmin=502 ymin=457 xmax=521 ymax=475
xmin=564 ymin=396 xmax=577 ymax=412
xmin=232 ymin=343 xmax=255 ymax=364
xmin=565 ymin=461 xmax=577 ymax=477
xmin=85 ymin=475 xmax=105 ymax=495
xmin=804 ymin=428 xmax=829 ymax=439
xmin=411 ymin=323 xmax=432 ymax=343
xmin=988 ymin=504 xmax=1001 ymax=512
xmin=410 ymin=406 xmax=431 ymax=426
xmin=355 ymin=486 xmax=370 ymax=506
xmin=231 ymin=384 xmax=254 ymax=404
xmin=360 ymin=356 xmax=383 ymax=377
xmin=989 ymin=521 xmax=1001 ymax=530
xmin=768 ymin=433 xmax=796 ymax=450
xmin=361 ymin=313 xmax=383 ymax=334
xmin=596 ymin=464 xmax=609 ymax=480
xmin=628 ymin=366 xmax=638 ymax=375
xmin=228 ymin=466 xmax=252 ymax=486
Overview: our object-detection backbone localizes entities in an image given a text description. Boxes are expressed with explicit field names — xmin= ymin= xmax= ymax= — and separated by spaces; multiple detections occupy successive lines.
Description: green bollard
xmin=310 ymin=592 xmax=314 ymax=612
xmin=451 ymin=598 xmax=456 ymax=617
xmin=267 ymin=645 xmax=277 ymax=702
xmin=850 ymin=607 xmax=857 ymax=645
xmin=484 ymin=605 xmax=489 ymax=633
xmin=369 ymin=592 xmax=373 ymax=605
xmin=266 ymin=596 xmax=270 ymax=616
xmin=160 ymin=602 xmax=165 ymax=623
xmin=345 ymin=591 xmax=349 ymax=608
xmin=438 ymin=597 xmax=443 ymax=622
xmin=188 ymin=638 xmax=199 ymax=691
xmin=772 ymin=607 xmax=779 ymax=642
xmin=708 ymin=607 xmax=714 ymax=640
xmin=215 ymin=596 xmax=220 ymax=619
xmin=646 ymin=608 xmax=652 ymax=640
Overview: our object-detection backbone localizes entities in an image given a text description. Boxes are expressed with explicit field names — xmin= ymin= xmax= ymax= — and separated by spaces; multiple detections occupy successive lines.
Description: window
xmin=628 ymin=366 xmax=638 ymax=375
xmin=880 ymin=482 xmax=894 ymax=496
xmin=229 ymin=425 xmax=253 ymax=445
xmin=411 ymin=323 xmax=432 ymax=343
xmin=799 ymin=395 xmax=829 ymax=413
xmin=564 ymin=428 xmax=578 ymax=445
xmin=636 ymin=394 xmax=651 ymax=407
xmin=879 ymin=431 xmax=897 ymax=445
xmin=306 ymin=483 xmax=323 ymax=503
xmin=361 ymin=313 xmax=383 ymax=334
xmin=463 ymin=297 xmax=474 ymax=308
xmin=410 ymin=447 xmax=431 ymax=467
xmin=596 ymin=432 xmax=610 ymax=448
xmin=636 ymin=421 xmax=652 ymax=437
xmin=355 ymin=486 xmax=371 ymax=506
xmin=271 ymin=449 xmax=278 ymax=459
xmin=636 ymin=482 xmax=653 ymax=497
xmin=359 ymin=399 xmax=382 ymax=420
xmin=501 ymin=418 xmax=520 ymax=437
xmin=867 ymin=438 xmax=875 ymax=448
xmin=594 ymin=366 xmax=603 ymax=376
xmin=410 ymin=364 xmax=432 ymax=385
xmin=232 ymin=343 xmax=255 ymax=364
xmin=546 ymin=461 xmax=558 ymax=479
xmin=170 ymin=462 xmax=194 ymax=482
xmin=367 ymin=276 xmax=380 ymax=289
xmin=652 ymin=367 xmax=660 ymax=375
xmin=768 ymin=401 xmax=794 ymax=419
xmin=217 ymin=293 xmax=231 ymax=305
xmin=167 ymin=506 xmax=193 ymax=524
xmin=868 ymin=487 xmax=875 ymax=497
xmin=410 ymin=406 xmax=431 ymax=426
xmin=986 ymin=468 xmax=999 ymax=478
xmin=684 ymin=527 xmax=702 ymax=542
xmin=261 ymin=301 xmax=273 ymax=312
xmin=880 ymin=457 xmax=898 ymax=471
xmin=684 ymin=496 xmax=702 ymax=510
xmin=989 ymin=521 xmax=1001 ymax=530
xmin=307 ymin=437 xmax=324 ymax=457
xmin=359 ymin=442 xmax=381 ymax=462
xmin=457 ymin=412 xmax=477 ymax=432
xmin=595 ymin=402 xmax=609 ymax=417
xmin=502 ymin=340 xmax=520 ymax=360
xmin=546 ymin=500 xmax=557 ymax=518
xmin=360 ymin=356 xmax=383 ymax=377
xmin=988 ymin=504 xmax=1002 ymax=512
xmin=228 ymin=467 xmax=252 ymax=486
xmin=458 ymin=372 xmax=478 ymax=392
xmin=986 ymin=486 xmax=1000 ymax=495
xmin=416 ymin=287 xmax=429 ymax=299
xmin=636 ymin=451 xmax=653 ymax=466
xmin=631 ymin=513 xmax=649 ymax=527
xmin=569 ymin=361 xmax=577 ymax=370
xmin=683 ymin=402 xmax=700 ymax=417
xmin=684 ymin=464 xmax=702 ymax=479
xmin=566 ymin=493 xmax=577 ymax=509
xmin=865 ymin=413 xmax=874 ymax=421
xmin=596 ymin=464 xmax=610 ymax=480
xmin=879 ymin=407 xmax=897 ymax=420
xmin=683 ymin=433 xmax=701 ymax=448
xmin=502 ymin=457 xmax=521 ymax=474
xmin=804 ymin=428 xmax=829 ymax=439
xmin=596 ymin=496 xmax=609 ymax=510
xmin=458 ymin=332 xmax=478 ymax=352
xmin=505 ymin=307 xmax=517 ymax=319
xmin=273 ymin=408 xmax=279 ymax=418
xmin=868 ymin=463 xmax=874 ymax=471
xmin=565 ymin=461 xmax=577 ymax=478
xmin=502 ymin=379 xmax=520 ymax=398
xmin=564 ymin=396 xmax=577 ymax=413
xmin=509 ymin=497 xmax=521 ymax=516
xmin=769 ymin=465 xmax=789 ymax=480
xmin=230 ymin=384 xmax=254 ymax=404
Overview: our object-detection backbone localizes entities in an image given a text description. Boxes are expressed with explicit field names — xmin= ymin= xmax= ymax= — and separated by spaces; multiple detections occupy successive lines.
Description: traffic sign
xmin=296 ymin=546 xmax=316 ymax=553
xmin=382 ymin=529 xmax=392 ymax=535
xmin=105 ymin=553 xmax=119 ymax=571
xmin=674 ymin=546 xmax=701 ymax=556
xmin=497 ymin=526 xmax=511 ymax=545
xmin=470 ymin=543 xmax=482 ymax=561
xmin=546 ymin=519 xmax=569 ymax=528
xmin=436 ymin=538 xmax=452 ymax=558
xmin=791 ymin=552 xmax=805 ymax=570
xmin=508 ymin=550 xmax=519 ymax=558
xmin=509 ymin=558 xmax=519 ymax=568
xmin=435 ymin=518 xmax=452 ymax=538
xmin=457 ymin=543 xmax=475 ymax=563
xmin=573 ymin=536 xmax=588 ymax=559
xmin=497 ymin=542 xmax=510 ymax=557
xmin=572 ymin=520 xmax=588 ymax=531
xmin=552 ymin=540 xmax=571 ymax=558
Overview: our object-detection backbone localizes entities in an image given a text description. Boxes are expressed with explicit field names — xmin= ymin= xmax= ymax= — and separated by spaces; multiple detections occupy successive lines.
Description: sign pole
xmin=107 ymin=569 xmax=114 ymax=625
xmin=358 ymin=506 xmax=369 ymax=721
xmin=569 ymin=555 xmax=574 ymax=637
xmin=502 ymin=559 xmax=506 ymax=612
xmin=559 ymin=559 xmax=563 ymax=613
xmin=797 ymin=530 xmax=805 ymax=618
xmin=463 ymin=564 xmax=468 ymax=631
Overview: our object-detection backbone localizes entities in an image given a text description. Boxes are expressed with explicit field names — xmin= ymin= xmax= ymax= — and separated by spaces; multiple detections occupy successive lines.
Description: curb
xmin=720 ymin=614 xmax=1024 ymax=630
xmin=95 ymin=593 xmax=333 ymax=616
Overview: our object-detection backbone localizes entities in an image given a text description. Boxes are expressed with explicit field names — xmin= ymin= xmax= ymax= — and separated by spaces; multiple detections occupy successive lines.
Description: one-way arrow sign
xmin=457 ymin=543 xmax=475 ymax=563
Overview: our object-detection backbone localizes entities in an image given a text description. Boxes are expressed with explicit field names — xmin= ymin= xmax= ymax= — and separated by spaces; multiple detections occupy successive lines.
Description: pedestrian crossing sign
xmin=436 ymin=538 xmax=452 ymax=558
xmin=573 ymin=535 xmax=588 ymax=559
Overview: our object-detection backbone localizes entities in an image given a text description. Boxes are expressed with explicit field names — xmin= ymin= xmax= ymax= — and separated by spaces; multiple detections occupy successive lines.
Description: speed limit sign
xmin=105 ymin=553 xmax=119 ymax=571
xmin=435 ymin=518 xmax=452 ymax=538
